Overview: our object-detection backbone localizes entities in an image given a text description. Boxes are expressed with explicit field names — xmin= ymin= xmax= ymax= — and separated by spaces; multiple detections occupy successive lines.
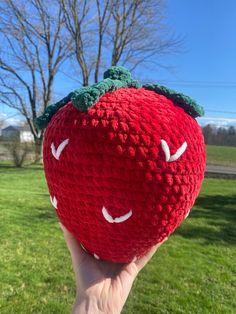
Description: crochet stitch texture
xmin=38 ymin=66 xmax=206 ymax=263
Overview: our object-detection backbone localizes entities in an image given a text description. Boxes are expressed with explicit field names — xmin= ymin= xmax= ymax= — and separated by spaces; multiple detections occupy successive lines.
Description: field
xmin=206 ymin=145 xmax=236 ymax=166
xmin=0 ymin=164 xmax=236 ymax=313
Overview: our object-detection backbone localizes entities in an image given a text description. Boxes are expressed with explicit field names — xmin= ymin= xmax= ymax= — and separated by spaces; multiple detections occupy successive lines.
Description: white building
xmin=1 ymin=125 xmax=34 ymax=143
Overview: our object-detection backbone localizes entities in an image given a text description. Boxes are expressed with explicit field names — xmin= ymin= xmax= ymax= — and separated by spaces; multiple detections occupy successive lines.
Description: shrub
xmin=4 ymin=140 xmax=31 ymax=167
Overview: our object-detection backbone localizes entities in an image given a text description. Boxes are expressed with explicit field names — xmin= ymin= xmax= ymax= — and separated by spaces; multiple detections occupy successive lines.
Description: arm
xmin=60 ymin=224 xmax=167 ymax=314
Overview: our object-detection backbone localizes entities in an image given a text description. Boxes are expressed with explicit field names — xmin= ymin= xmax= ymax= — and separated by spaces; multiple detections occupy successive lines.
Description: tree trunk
xmin=34 ymin=136 xmax=43 ymax=164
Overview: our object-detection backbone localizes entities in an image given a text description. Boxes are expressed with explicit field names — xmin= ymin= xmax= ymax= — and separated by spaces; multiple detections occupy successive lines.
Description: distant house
xmin=1 ymin=125 xmax=34 ymax=143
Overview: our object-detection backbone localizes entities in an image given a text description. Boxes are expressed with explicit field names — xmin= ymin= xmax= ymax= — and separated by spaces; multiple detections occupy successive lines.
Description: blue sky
xmin=157 ymin=0 xmax=236 ymax=127
xmin=1 ymin=0 xmax=236 ymax=127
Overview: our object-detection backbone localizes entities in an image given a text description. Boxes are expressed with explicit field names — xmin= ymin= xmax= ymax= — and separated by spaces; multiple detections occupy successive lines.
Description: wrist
xmin=72 ymin=295 xmax=102 ymax=314
xmin=72 ymin=294 xmax=122 ymax=314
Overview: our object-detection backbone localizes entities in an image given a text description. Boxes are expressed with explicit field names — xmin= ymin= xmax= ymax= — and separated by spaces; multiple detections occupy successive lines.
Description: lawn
xmin=0 ymin=164 xmax=236 ymax=314
xmin=206 ymin=145 xmax=236 ymax=166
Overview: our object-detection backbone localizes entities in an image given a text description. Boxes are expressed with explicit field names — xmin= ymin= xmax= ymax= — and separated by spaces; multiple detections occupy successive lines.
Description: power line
xmin=161 ymin=84 xmax=236 ymax=89
xmin=205 ymin=110 xmax=236 ymax=115
xmin=0 ymin=113 xmax=22 ymax=122
xmin=158 ymin=80 xmax=236 ymax=89
xmin=160 ymin=80 xmax=236 ymax=84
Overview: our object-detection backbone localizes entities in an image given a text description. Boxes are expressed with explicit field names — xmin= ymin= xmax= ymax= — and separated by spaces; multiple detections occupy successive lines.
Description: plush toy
xmin=36 ymin=66 xmax=206 ymax=263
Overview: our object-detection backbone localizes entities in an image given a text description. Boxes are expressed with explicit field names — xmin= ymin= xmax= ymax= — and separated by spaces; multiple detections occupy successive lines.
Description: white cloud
xmin=197 ymin=117 xmax=236 ymax=128
xmin=0 ymin=112 xmax=24 ymax=129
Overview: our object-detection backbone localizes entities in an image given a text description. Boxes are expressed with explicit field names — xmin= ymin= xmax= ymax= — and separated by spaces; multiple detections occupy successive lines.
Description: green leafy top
xmin=35 ymin=66 xmax=204 ymax=130
xmin=142 ymin=84 xmax=204 ymax=118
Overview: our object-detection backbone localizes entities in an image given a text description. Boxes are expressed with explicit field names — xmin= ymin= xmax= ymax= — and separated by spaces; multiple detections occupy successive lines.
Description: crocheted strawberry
xmin=36 ymin=66 xmax=206 ymax=263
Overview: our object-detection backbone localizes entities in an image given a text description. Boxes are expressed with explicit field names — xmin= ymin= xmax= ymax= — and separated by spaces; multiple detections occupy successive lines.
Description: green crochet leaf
xmin=143 ymin=83 xmax=204 ymax=118
xmin=35 ymin=66 xmax=141 ymax=130
xmin=103 ymin=66 xmax=131 ymax=80
xmin=71 ymin=77 xmax=141 ymax=112
xmin=35 ymin=66 xmax=204 ymax=131
xmin=34 ymin=93 xmax=73 ymax=130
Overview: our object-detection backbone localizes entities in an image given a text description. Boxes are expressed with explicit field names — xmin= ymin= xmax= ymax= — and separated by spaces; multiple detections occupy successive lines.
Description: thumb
xmin=134 ymin=237 xmax=168 ymax=272
xmin=60 ymin=223 xmax=88 ymax=268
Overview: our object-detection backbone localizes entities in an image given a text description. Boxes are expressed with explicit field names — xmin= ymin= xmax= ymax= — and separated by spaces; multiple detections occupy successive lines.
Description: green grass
xmin=0 ymin=164 xmax=236 ymax=314
xmin=206 ymin=145 xmax=236 ymax=166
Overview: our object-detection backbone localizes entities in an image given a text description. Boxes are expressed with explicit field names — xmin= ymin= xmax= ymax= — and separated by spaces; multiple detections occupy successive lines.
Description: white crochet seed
xmin=50 ymin=195 xmax=57 ymax=209
xmin=94 ymin=253 xmax=100 ymax=260
xmin=161 ymin=139 xmax=187 ymax=162
xmin=184 ymin=210 xmax=190 ymax=219
xmin=51 ymin=138 xmax=69 ymax=160
xmin=81 ymin=243 xmax=87 ymax=252
xmin=102 ymin=206 xmax=132 ymax=223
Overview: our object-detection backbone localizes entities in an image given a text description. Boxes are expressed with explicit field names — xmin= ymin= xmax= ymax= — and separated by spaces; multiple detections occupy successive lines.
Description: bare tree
xmin=0 ymin=0 xmax=72 ymax=160
xmin=202 ymin=124 xmax=236 ymax=147
xmin=4 ymin=140 xmax=31 ymax=167
xmin=61 ymin=0 xmax=182 ymax=85
xmin=0 ymin=117 xmax=4 ymax=131
xmin=61 ymin=0 xmax=95 ymax=85
xmin=0 ymin=0 xmax=182 ymax=161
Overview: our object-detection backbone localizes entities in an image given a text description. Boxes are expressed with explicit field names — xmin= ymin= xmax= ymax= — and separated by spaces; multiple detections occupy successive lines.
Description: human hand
xmin=60 ymin=223 xmax=167 ymax=314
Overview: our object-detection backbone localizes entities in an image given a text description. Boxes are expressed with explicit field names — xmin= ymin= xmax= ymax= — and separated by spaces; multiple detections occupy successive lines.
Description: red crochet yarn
xmin=43 ymin=87 xmax=206 ymax=263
